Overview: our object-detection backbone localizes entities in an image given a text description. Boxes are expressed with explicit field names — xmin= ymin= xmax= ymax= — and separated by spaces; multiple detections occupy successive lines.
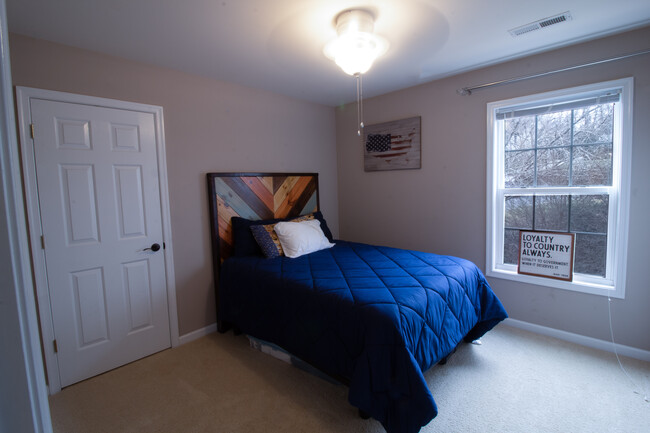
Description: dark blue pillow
xmin=312 ymin=211 xmax=334 ymax=243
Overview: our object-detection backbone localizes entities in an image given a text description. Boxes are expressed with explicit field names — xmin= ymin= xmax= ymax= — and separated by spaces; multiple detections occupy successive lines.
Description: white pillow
xmin=273 ymin=219 xmax=335 ymax=258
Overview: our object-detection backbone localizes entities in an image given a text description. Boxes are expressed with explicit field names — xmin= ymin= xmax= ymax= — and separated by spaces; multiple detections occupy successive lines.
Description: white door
xmin=29 ymin=98 xmax=171 ymax=388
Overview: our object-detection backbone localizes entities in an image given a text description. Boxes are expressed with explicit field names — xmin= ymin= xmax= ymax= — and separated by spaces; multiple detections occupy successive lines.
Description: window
xmin=486 ymin=79 xmax=632 ymax=298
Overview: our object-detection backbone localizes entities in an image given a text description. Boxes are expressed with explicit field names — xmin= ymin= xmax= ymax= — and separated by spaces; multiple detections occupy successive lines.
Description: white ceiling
xmin=6 ymin=0 xmax=650 ymax=106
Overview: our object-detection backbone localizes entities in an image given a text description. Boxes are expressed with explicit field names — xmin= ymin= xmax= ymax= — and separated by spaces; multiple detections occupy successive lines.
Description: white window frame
xmin=486 ymin=78 xmax=633 ymax=298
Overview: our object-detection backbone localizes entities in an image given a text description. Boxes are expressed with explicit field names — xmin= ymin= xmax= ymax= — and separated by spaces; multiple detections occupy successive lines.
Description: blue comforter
xmin=219 ymin=241 xmax=507 ymax=433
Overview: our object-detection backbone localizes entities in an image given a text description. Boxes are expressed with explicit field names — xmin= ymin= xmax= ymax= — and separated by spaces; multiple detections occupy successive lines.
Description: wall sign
xmin=518 ymin=231 xmax=575 ymax=281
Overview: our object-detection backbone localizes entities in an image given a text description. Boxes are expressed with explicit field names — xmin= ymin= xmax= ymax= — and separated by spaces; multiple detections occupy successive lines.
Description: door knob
xmin=144 ymin=243 xmax=161 ymax=252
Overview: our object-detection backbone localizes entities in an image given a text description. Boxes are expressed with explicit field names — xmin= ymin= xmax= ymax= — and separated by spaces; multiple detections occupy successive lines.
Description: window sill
xmin=486 ymin=267 xmax=623 ymax=299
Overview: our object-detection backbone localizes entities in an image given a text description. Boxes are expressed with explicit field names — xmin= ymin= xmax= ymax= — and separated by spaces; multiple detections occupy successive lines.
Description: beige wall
xmin=10 ymin=27 xmax=650 ymax=351
xmin=9 ymin=34 xmax=339 ymax=336
xmin=336 ymin=26 xmax=650 ymax=351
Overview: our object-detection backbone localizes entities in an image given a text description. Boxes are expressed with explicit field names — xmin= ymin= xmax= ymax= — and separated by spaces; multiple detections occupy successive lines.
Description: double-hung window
xmin=486 ymin=78 xmax=632 ymax=298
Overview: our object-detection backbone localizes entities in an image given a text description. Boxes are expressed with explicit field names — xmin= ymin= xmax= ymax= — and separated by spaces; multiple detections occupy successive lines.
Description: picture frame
xmin=363 ymin=116 xmax=421 ymax=172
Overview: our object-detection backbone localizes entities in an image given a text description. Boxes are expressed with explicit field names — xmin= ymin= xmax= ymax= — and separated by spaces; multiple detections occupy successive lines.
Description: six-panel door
xmin=31 ymin=99 xmax=171 ymax=387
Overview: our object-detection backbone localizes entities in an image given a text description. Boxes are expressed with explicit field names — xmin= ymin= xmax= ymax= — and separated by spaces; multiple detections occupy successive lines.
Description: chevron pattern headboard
xmin=207 ymin=173 xmax=320 ymax=265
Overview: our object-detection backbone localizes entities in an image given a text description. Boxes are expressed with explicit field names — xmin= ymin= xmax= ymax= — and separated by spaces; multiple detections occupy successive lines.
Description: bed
xmin=207 ymin=172 xmax=507 ymax=433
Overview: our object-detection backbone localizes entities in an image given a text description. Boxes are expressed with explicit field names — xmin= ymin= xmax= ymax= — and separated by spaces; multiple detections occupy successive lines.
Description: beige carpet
xmin=49 ymin=325 xmax=650 ymax=433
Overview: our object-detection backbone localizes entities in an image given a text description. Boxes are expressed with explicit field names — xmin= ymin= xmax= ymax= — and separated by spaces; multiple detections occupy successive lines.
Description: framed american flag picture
xmin=363 ymin=116 xmax=421 ymax=172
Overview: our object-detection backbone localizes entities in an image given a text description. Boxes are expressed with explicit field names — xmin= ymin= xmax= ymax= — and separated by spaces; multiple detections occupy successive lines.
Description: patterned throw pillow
xmin=250 ymin=214 xmax=315 ymax=258
xmin=250 ymin=224 xmax=282 ymax=258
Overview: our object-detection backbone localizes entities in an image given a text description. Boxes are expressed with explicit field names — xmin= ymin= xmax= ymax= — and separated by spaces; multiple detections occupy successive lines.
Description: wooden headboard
xmin=206 ymin=172 xmax=320 ymax=329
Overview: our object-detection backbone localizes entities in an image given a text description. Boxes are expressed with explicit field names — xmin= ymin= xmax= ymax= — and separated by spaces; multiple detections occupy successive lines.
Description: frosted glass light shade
xmin=324 ymin=10 xmax=388 ymax=76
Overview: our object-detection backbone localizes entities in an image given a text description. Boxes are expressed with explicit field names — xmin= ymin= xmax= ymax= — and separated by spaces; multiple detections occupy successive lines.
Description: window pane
xmin=570 ymin=195 xmax=609 ymax=234
xmin=572 ymin=144 xmax=612 ymax=186
xmin=505 ymin=116 xmax=535 ymax=150
xmin=505 ymin=150 xmax=535 ymax=187
xmin=504 ymin=228 xmax=520 ymax=265
xmin=537 ymin=110 xmax=571 ymax=148
xmin=537 ymin=148 xmax=570 ymax=186
xmin=573 ymin=104 xmax=614 ymax=145
xmin=574 ymin=233 xmax=607 ymax=277
xmin=534 ymin=195 xmax=569 ymax=232
xmin=505 ymin=195 xmax=533 ymax=229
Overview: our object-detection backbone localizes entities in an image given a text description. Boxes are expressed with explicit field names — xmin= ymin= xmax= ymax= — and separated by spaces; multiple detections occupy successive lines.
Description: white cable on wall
xmin=607 ymin=295 xmax=649 ymax=403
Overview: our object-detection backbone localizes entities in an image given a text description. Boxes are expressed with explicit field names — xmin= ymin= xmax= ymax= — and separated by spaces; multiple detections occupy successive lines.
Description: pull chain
xmin=355 ymin=73 xmax=364 ymax=136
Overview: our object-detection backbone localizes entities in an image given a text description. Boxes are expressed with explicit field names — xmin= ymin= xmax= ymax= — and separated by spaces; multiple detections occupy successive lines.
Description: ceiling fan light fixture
xmin=323 ymin=9 xmax=388 ymax=76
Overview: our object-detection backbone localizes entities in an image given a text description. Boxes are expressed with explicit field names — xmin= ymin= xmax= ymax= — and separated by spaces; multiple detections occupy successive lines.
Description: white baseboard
xmin=502 ymin=318 xmax=650 ymax=362
xmin=178 ymin=323 xmax=217 ymax=345
xmin=178 ymin=320 xmax=650 ymax=362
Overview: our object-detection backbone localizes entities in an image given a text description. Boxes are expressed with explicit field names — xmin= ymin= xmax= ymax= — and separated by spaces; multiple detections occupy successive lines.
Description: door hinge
xmin=40 ymin=235 xmax=45 ymax=249
xmin=30 ymin=123 xmax=35 ymax=139
xmin=53 ymin=339 xmax=58 ymax=353
xmin=163 ymin=242 xmax=166 ymax=250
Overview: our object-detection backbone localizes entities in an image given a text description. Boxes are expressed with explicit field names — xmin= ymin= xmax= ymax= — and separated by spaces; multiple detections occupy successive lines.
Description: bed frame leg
xmin=438 ymin=345 xmax=459 ymax=365
xmin=358 ymin=409 xmax=371 ymax=420
xmin=217 ymin=320 xmax=231 ymax=334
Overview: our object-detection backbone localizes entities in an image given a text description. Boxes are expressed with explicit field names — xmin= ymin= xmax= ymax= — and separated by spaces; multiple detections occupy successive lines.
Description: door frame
xmin=16 ymin=87 xmax=180 ymax=394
